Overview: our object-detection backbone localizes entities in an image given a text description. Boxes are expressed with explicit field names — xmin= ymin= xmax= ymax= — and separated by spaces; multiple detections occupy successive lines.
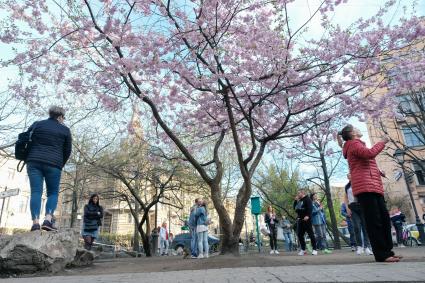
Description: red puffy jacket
xmin=343 ymin=139 xmax=386 ymax=196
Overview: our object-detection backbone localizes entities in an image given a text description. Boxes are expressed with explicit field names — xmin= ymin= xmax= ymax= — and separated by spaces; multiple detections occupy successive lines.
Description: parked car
xmin=170 ymin=233 xmax=220 ymax=253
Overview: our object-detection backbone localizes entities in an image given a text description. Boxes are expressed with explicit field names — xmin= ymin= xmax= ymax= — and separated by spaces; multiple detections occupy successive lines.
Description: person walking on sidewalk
xmin=294 ymin=188 xmax=318 ymax=256
xmin=196 ymin=200 xmax=210 ymax=259
xmin=344 ymin=174 xmax=373 ymax=256
xmin=390 ymin=207 xmax=406 ymax=248
xmin=82 ymin=194 xmax=103 ymax=250
xmin=279 ymin=215 xmax=293 ymax=252
xmin=188 ymin=198 xmax=200 ymax=258
xmin=339 ymin=125 xmax=399 ymax=263
xmin=311 ymin=193 xmax=332 ymax=254
xmin=26 ymin=106 xmax=72 ymax=231
xmin=265 ymin=206 xmax=279 ymax=255
xmin=160 ymin=222 xmax=170 ymax=256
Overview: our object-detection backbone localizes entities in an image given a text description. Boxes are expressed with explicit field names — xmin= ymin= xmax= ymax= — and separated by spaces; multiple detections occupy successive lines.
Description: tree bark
xmin=320 ymin=152 xmax=341 ymax=249
xmin=133 ymin=201 xmax=140 ymax=253
xmin=138 ymin=210 xmax=152 ymax=257
xmin=70 ymin=189 xmax=78 ymax=228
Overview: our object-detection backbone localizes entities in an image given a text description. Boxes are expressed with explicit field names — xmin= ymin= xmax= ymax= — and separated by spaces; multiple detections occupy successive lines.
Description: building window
xmin=402 ymin=126 xmax=425 ymax=147
xmin=18 ymin=197 xmax=28 ymax=213
xmin=8 ymin=168 xmax=16 ymax=180
xmin=413 ymin=161 xmax=425 ymax=186
xmin=396 ymin=91 xmax=425 ymax=114
xmin=397 ymin=95 xmax=414 ymax=113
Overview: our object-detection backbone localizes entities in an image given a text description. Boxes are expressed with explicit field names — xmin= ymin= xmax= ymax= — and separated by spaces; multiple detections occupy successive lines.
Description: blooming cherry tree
xmin=1 ymin=0 xmax=424 ymax=253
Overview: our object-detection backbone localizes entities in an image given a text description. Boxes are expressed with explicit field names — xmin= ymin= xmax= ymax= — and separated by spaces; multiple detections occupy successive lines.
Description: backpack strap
xmin=17 ymin=160 xmax=26 ymax=172
xmin=28 ymin=121 xmax=39 ymax=142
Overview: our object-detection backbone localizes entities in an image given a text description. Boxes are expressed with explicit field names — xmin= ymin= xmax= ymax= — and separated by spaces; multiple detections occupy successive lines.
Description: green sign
xmin=250 ymin=196 xmax=261 ymax=215
xmin=181 ymin=225 xmax=189 ymax=231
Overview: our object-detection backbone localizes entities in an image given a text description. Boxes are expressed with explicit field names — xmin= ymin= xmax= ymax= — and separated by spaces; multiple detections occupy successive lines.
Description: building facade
xmin=0 ymin=159 xmax=44 ymax=231
xmin=364 ymin=39 xmax=425 ymax=221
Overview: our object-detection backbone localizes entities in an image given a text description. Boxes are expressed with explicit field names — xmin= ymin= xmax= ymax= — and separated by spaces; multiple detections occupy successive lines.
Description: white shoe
xmin=356 ymin=246 xmax=364 ymax=255
xmin=197 ymin=254 xmax=204 ymax=259
xmin=312 ymin=250 xmax=318 ymax=256
xmin=365 ymin=247 xmax=373 ymax=255
xmin=204 ymin=253 xmax=209 ymax=258
xmin=298 ymin=250 xmax=306 ymax=256
xmin=274 ymin=250 xmax=280 ymax=255
xmin=270 ymin=250 xmax=274 ymax=255
xmin=399 ymin=244 xmax=406 ymax=248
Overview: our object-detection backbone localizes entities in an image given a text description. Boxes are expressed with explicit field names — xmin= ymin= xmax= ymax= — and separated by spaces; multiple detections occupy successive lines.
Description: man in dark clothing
xmin=294 ymin=189 xmax=317 ymax=256
xmin=390 ymin=207 xmax=406 ymax=247
xmin=26 ymin=106 xmax=72 ymax=231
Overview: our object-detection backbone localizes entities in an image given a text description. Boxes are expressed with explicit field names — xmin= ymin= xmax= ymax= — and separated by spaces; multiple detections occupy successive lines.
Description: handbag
xmin=260 ymin=224 xmax=270 ymax=236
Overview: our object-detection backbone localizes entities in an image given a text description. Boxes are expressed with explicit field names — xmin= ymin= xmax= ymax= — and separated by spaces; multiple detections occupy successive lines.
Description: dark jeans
xmin=357 ymin=193 xmax=394 ymax=262
xmin=349 ymin=202 xmax=371 ymax=248
xmin=268 ymin=224 xmax=277 ymax=250
xmin=394 ymin=224 xmax=403 ymax=245
xmin=313 ymin=224 xmax=328 ymax=250
xmin=190 ymin=228 xmax=198 ymax=256
xmin=346 ymin=217 xmax=356 ymax=247
xmin=27 ymin=162 xmax=62 ymax=220
xmin=297 ymin=219 xmax=317 ymax=251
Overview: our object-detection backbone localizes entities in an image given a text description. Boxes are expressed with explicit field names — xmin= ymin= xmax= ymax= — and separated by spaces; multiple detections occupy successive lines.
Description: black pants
xmin=297 ymin=219 xmax=317 ymax=251
xmin=357 ymin=193 xmax=394 ymax=262
xmin=268 ymin=224 xmax=277 ymax=250
xmin=394 ymin=224 xmax=403 ymax=245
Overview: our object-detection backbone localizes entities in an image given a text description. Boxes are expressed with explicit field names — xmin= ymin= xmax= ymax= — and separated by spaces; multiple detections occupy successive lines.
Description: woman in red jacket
xmin=338 ymin=125 xmax=399 ymax=263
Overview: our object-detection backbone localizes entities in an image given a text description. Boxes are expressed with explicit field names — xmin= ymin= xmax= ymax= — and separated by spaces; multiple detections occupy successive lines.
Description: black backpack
xmin=15 ymin=123 xmax=37 ymax=172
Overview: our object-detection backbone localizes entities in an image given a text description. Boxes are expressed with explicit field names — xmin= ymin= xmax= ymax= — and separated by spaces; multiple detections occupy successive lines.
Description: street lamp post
xmin=393 ymin=149 xmax=425 ymax=244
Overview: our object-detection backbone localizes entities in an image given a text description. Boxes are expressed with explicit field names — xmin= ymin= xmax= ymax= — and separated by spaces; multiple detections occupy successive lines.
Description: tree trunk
xmin=138 ymin=211 xmax=152 ymax=257
xmin=139 ymin=226 xmax=151 ymax=257
xmin=210 ymin=181 xmax=252 ymax=255
xmin=133 ymin=202 xmax=140 ymax=253
xmin=220 ymin=221 xmax=240 ymax=255
xmin=70 ymin=189 xmax=78 ymax=228
xmin=209 ymin=182 xmax=238 ymax=255
xmin=320 ymin=153 xmax=341 ymax=249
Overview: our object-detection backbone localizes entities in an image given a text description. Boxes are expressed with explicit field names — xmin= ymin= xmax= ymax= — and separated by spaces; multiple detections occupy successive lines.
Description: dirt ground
xmin=62 ymin=247 xmax=425 ymax=277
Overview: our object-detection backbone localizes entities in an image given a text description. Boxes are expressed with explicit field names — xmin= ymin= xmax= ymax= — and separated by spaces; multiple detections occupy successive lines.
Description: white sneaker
xmin=356 ymin=246 xmax=364 ymax=255
xmin=365 ymin=247 xmax=373 ymax=255
xmin=274 ymin=250 xmax=280 ymax=255
xmin=197 ymin=254 xmax=204 ymax=259
xmin=298 ymin=250 xmax=306 ymax=256
xmin=270 ymin=250 xmax=274 ymax=255
xmin=204 ymin=253 xmax=209 ymax=258
xmin=399 ymin=244 xmax=406 ymax=248
xmin=312 ymin=250 xmax=318 ymax=256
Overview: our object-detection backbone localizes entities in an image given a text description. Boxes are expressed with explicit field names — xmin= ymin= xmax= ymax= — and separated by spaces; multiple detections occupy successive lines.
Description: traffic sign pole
xmin=255 ymin=214 xmax=260 ymax=253
xmin=0 ymin=186 xmax=7 ymax=227
xmin=0 ymin=187 xmax=20 ymax=227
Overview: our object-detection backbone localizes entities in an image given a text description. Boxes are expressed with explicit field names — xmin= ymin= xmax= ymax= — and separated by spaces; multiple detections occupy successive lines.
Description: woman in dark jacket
xmin=82 ymin=194 xmax=103 ymax=250
xmin=265 ymin=206 xmax=279 ymax=254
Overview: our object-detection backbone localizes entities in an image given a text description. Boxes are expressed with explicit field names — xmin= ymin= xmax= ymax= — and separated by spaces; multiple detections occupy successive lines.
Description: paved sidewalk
xmin=4 ymin=262 xmax=425 ymax=282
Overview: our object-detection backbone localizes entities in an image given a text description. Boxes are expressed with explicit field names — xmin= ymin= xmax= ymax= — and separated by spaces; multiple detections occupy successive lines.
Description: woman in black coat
xmin=265 ymin=205 xmax=279 ymax=254
xmin=82 ymin=194 xmax=103 ymax=250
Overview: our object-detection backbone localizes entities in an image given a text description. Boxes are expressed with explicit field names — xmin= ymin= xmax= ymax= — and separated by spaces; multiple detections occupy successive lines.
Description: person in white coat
xmin=160 ymin=222 xmax=169 ymax=256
